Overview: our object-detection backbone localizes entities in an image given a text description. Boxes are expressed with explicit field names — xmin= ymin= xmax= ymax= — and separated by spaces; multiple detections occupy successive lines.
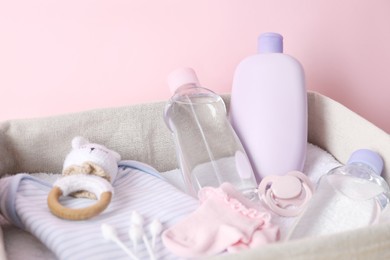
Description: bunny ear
xmin=111 ymin=150 xmax=121 ymax=162
xmin=72 ymin=136 xmax=90 ymax=148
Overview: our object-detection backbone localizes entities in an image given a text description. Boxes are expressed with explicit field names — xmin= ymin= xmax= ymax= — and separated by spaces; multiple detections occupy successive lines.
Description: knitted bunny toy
xmin=47 ymin=136 xmax=121 ymax=220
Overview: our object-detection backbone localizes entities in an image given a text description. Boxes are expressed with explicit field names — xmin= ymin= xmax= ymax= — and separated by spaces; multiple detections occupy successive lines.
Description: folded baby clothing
xmin=0 ymin=161 xmax=199 ymax=260
xmin=162 ymin=182 xmax=280 ymax=258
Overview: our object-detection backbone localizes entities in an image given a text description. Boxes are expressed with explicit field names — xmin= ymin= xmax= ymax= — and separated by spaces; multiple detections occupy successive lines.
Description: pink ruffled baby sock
xmin=162 ymin=183 xmax=279 ymax=258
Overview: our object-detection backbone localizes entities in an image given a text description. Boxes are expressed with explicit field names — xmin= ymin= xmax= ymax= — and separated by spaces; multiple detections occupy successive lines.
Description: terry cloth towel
xmin=0 ymin=161 xmax=199 ymax=260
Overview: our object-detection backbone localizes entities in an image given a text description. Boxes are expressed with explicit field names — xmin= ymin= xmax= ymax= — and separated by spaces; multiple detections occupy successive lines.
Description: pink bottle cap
xmin=167 ymin=67 xmax=200 ymax=94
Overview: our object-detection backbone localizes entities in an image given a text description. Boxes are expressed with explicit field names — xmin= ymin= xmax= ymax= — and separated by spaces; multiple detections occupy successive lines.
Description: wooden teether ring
xmin=47 ymin=175 xmax=113 ymax=220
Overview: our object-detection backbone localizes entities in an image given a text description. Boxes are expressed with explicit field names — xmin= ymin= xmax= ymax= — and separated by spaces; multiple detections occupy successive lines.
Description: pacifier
xmin=258 ymin=171 xmax=313 ymax=217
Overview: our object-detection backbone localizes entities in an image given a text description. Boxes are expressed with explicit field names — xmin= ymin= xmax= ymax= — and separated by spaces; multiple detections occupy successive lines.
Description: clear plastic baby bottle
xmin=164 ymin=67 xmax=258 ymax=199
xmin=287 ymin=149 xmax=390 ymax=240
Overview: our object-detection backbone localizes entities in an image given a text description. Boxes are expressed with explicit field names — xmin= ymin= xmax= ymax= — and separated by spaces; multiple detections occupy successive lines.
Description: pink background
xmin=1 ymin=0 xmax=389 ymax=133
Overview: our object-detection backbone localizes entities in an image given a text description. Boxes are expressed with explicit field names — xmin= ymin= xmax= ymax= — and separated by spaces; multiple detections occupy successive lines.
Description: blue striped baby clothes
xmin=0 ymin=161 xmax=198 ymax=259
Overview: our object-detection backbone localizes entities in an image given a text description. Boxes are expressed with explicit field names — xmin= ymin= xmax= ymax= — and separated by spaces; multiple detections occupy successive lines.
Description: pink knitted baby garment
xmin=162 ymin=182 xmax=279 ymax=257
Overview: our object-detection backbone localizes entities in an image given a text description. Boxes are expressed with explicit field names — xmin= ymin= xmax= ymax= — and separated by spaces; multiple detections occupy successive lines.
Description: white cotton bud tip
xmin=129 ymin=223 xmax=144 ymax=253
xmin=101 ymin=223 xmax=117 ymax=241
xmin=131 ymin=211 xmax=144 ymax=226
xmin=150 ymin=219 xmax=163 ymax=251
xmin=130 ymin=224 xmax=144 ymax=243
xmin=150 ymin=219 xmax=163 ymax=236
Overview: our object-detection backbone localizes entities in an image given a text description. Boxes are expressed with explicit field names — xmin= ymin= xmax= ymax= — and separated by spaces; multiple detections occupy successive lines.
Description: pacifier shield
xmin=271 ymin=175 xmax=302 ymax=199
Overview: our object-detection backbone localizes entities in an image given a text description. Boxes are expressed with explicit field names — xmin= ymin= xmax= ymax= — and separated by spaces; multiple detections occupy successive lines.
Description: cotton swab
xmin=129 ymin=223 xmax=143 ymax=252
xmin=149 ymin=219 xmax=163 ymax=250
xmin=130 ymin=211 xmax=157 ymax=260
xmin=131 ymin=211 xmax=144 ymax=226
xmin=101 ymin=223 xmax=140 ymax=260
xmin=142 ymin=232 xmax=156 ymax=260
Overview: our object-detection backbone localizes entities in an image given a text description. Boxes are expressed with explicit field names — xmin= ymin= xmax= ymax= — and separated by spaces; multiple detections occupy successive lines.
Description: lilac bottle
xmin=230 ymin=32 xmax=307 ymax=182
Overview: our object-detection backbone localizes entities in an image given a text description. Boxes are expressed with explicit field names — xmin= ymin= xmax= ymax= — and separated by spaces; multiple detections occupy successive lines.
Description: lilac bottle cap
xmin=257 ymin=32 xmax=283 ymax=54
xmin=167 ymin=67 xmax=200 ymax=94
xmin=347 ymin=149 xmax=384 ymax=175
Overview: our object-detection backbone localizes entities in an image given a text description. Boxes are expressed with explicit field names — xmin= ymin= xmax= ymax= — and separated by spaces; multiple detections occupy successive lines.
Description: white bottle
xmin=164 ymin=67 xmax=258 ymax=198
xmin=287 ymin=149 xmax=390 ymax=240
xmin=230 ymin=32 xmax=307 ymax=182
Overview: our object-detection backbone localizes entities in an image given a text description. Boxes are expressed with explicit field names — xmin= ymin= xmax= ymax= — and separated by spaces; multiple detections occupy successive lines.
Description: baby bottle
xmin=164 ymin=67 xmax=258 ymax=199
xmin=287 ymin=149 xmax=390 ymax=240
